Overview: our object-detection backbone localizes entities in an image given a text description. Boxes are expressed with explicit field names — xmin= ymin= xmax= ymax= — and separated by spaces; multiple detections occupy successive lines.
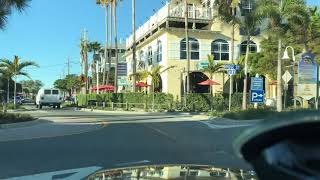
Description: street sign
xmin=224 ymin=64 xmax=240 ymax=70
xmin=298 ymin=52 xmax=318 ymax=100
xmin=118 ymin=76 xmax=128 ymax=86
xmin=251 ymin=77 xmax=264 ymax=91
xmin=282 ymin=70 xmax=292 ymax=83
xmin=197 ymin=61 xmax=209 ymax=70
xmin=227 ymin=69 xmax=236 ymax=75
xmin=250 ymin=90 xmax=265 ymax=103
xmin=117 ymin=63 xmax=127 ymax=76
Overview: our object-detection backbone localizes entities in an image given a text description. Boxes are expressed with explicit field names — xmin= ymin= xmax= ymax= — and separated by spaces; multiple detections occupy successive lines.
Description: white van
xmin=36 ymin=88 xmax=63 ymax=109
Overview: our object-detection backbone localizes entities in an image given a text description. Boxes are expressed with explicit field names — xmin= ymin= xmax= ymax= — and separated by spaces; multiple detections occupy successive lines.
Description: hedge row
xmin=185 ymin=93 xmax=243 ymax=112
xmin=76 ymin=93 xmax=174 ymax=107
xmin=76 ymin=92 xmax=243 ymax=112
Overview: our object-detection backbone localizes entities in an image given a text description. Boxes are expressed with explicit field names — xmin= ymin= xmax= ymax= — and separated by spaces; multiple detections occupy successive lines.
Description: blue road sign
xmin=227 ymin=69 xmax=236 ymax=75
xmin=251 ymin=77 xmax=264 ymax=90
xmin=224 ymin=64 xmax=240 ymax=70
xmin=250 ymin=90 xmax=265 ymax=103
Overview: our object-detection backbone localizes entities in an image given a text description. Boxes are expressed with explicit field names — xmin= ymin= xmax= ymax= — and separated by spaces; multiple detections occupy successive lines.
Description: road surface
xmin=0 ymin=106 xmax=254 ymax=179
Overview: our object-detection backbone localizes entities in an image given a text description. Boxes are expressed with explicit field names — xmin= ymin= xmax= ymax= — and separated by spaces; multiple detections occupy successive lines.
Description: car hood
xmin=86 ymin=164 xmax=257 ymax=180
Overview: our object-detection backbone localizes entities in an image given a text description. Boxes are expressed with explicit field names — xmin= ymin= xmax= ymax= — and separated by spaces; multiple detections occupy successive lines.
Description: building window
xmin=138 ymin=50 xmax=145 ymax=70
xmin=240 ymin=40 xmax=257 ymax=54
xmin=241 ymin=0 xmax=252 ymax=16
xmin=180 ymin=37 xmax=200 ymax=60
xmin=156 ymin=41 xmax=162 ymax=62
xmin=211 ymin=39 xmax=229 ymax=61
xmin=147 ymin=46 xmax=153 ymax=66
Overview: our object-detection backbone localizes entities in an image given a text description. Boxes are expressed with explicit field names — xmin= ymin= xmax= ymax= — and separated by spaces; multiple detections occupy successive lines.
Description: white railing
xmin=126 ymin=3 xmax=213 ymax=49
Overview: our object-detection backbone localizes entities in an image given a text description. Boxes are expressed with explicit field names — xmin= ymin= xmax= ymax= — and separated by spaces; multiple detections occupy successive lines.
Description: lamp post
xmin=281 ymin=46 xmax=296 ymax=109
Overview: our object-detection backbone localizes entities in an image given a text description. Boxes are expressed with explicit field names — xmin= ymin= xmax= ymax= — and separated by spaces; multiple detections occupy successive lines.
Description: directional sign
xmin=282 ymin=70 xmax=292 ymax=83
xmin=250 ymin=90 xmax=265 ymax=103
xmin=251 ymin=77 xmax=264 ymax=91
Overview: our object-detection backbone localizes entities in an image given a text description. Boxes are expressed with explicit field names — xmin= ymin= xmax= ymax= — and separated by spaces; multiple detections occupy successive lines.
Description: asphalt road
xmin=0 ymin=106 xmax=252 ymax=179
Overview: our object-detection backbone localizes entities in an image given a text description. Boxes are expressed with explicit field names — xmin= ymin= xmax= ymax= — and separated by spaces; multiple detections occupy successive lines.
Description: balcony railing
xmin=126 ymin=3 xmax=213 ymax=49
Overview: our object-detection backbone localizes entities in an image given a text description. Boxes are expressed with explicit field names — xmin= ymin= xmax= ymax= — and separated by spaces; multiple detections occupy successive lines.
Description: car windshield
xmin=0 ymin=0 xmax=319 ymax=179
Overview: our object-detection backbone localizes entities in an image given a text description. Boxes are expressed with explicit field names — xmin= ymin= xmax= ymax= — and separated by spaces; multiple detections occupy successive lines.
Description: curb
xmin=0 ymin=119 xmax=51 ymax=130
xmin=78 ymin=108 xmax=207 ymax=116
xmin=209 ymin=117 xmax=263 ymax=123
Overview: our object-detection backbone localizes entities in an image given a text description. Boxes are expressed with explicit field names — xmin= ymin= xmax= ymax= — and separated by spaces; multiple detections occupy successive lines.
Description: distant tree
xmin=54 ymin=79 xmax=67 ymax=92
xmin=0 ymin=56 xmax=38 ymax=108
xmin=54 ymin=74 xmax=81 ymax=96
xmin=20 ymin=80 xmax=43 ymax=98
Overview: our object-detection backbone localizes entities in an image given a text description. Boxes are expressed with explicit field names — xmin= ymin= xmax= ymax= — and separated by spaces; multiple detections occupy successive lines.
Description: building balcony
xmin=126 ymin=3 xmax=213 ymax=49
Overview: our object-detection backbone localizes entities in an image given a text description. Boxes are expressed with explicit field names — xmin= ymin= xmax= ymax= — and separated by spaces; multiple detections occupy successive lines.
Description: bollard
xmin=125 ymin=102 xmax=129 ymax=111
xmin=103 ymin=102 xmax=106 ymax=108
xmin=111 ymin=102 xmax=114 ymax=111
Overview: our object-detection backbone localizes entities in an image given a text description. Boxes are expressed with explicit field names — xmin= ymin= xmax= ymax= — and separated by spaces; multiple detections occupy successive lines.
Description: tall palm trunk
xmin=113 ymin=0 xmax=119 ymax=93
xmin=107 ymin=3 xmax=112 ymax=85
xmin=103 ymin=3 xmax=109 ymax=85
xmin=14 ymin=76 xmax=17 ymax=109
xmin=7 ymin=78 xmax=10 ymax=103
xmin=184 ymin=0 xmax=190 ymax=93
xmin=132 ymin=0 xmax=137 ymax=92
xmin=242 ymin=36 xmax=250 ymax=110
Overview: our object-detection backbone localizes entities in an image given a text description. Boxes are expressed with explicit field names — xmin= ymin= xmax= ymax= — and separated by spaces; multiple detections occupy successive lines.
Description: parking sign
xmin=250 ymin=90 xmax=265 ymax=103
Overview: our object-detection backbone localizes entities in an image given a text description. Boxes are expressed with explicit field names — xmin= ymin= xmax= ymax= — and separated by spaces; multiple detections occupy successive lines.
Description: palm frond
xmin=17 ymin=71 xmax=31 ymax=79
xmin=17 ymin=61 xmax=39 ymax=71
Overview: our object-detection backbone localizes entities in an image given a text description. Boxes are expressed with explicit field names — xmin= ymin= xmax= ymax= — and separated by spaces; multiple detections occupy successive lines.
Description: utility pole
xmin=67 ymin=56 xmax=70 ymax=75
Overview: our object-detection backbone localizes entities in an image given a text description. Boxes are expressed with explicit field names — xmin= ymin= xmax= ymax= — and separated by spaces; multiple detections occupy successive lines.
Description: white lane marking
xmin=6 ymin=166 xmax=102 ymax=180
xmin=201 ymin=121 xmax=252 ymax=129
xmin=116 ymin=160 xmax=151 ymax=167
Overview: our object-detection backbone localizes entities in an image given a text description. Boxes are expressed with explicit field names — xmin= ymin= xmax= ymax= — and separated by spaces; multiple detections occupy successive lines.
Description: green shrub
xmin=0 ymin=113 xmax=35 ymax=124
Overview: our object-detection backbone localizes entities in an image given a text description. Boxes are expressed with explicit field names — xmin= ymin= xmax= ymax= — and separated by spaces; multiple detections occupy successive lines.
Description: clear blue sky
xmin=0 ymin=0 xmax=319 ymax=87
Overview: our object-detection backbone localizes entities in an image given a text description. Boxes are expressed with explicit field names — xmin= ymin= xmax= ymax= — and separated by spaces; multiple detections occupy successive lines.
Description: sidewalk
xmin=0 ymin=119 xmax=102 ymax=142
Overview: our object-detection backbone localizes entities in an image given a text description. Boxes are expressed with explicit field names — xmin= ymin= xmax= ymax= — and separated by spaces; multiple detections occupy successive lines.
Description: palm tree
xmin=240 ymin=2 xmax=262 ymax=110
xmin=0 ymin=0 xmax=30 ymax=30
xmin=215 ymin=0 xmax=240 ymax=63
xmin=0 ymin=56 xmax=38 ymax=108
xmin=80 ymin=31 xmax=89 ymax=94
xmin=112 ymin=0 xmax=119 ymax=93
xmin=258 ymin=0 xmax=307 ymax=112
xmin=131 ymin=65 xmax=175 ymax=111
xmin=131 ymin=0 xmax=137 ymax=92
xmin=148 ymin=65 xmax=175 ymax=111
xmin=202 ymin=55 xmax=224 ymax=96
xmin=87 ymin=41 xmax=101 ymax=87
xmin=96 ymin=0 xmax=110 ymax=85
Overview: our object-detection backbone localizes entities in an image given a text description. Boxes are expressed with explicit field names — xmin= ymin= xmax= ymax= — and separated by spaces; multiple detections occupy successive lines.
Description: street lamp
xmin=282 ymin=46 xmax=296 ymax=108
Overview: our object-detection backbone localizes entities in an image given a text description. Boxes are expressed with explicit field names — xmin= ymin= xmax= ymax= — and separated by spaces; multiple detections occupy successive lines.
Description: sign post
xmin=250 ymin=75 xmax=264 ymax=106
xmin=282 ymin=70 xmax=292 ymax=109
xmin=224 ymin=64 xmax=240 ymax=111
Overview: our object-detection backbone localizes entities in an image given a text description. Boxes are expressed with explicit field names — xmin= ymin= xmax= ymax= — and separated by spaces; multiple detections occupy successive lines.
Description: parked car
xmin=36 ymin=88 xmax=63 ymax=109
xmin=11 ymin=96 xmax=23 ymax=105
xmin=22 ymin=98 xmax=35 ymax=104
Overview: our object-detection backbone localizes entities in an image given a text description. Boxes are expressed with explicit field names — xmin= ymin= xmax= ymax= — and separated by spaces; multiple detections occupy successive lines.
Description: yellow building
xmin=125 ymin=0 xmax=265 ymax=99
